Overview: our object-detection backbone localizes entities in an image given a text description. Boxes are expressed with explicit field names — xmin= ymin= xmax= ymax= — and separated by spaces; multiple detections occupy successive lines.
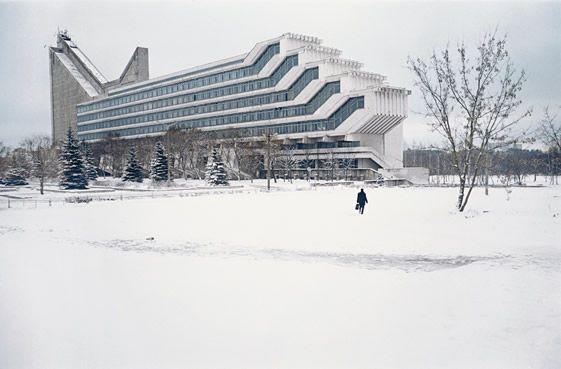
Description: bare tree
xmin=340 ymin=156 xmax=356 ymax=181
xmin=176 ymin=128 xmax=201 ymax=179
xmin=322 ymin=150 xmax=337 ymax=181
xmin=215 ymin=142 xmax=237 ymax=181
xmin=212 ymin=129 xmax=247 ymax=181
xmin=408 ymin=31 xmax=531 ymax=211
xmin=99 ymin=133 xmax=126 ymax=177
xmin=135 ymin=136 xmax=157 ymax=176
xmin=241 ymin=141 xmax=262 ymax=182
xmin=300 ymin=152 xmax=314 ymax=181
xmin=546 ymin=150 xmax=561 ymax=185
xmin=277 ymin=144 xmax=298 ymax=183
xmin=0 ymin=142 xmax=8 ymax=157
xmin=186 ymin=130 xmax=212 ymax=179
xmin=0 ymin=141 xmax=10 ymax=177
xmin=263 ymin=132 xmax=281 ymax=190
xmin=163 ymin=127 xmax=179 ymax=180
xmin=22 ymin=136 xmax=58 ymax=195
xmin=237 ymin=140 xmax=261 ymax=182
xmin=537 ymin=106 xmax=561 ymax=153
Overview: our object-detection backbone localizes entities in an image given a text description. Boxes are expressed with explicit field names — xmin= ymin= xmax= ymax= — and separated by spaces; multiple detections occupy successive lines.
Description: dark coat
xmin=357 ymin=191 xmax=368 ymax=205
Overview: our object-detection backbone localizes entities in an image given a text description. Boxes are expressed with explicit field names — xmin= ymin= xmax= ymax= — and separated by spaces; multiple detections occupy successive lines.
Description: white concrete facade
xmin=51 ymin=32 xmax=409 ymax=169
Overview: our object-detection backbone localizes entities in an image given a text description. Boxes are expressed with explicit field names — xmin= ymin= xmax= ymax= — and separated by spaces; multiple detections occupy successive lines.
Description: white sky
xmin=0 ymin=0 xmax=560 ymax=148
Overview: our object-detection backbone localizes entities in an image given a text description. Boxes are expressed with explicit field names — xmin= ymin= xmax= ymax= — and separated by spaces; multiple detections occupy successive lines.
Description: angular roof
xmin=65 ymin=40 xmax=108 ymax=84
xmin=53 ymin=52 xmax=100 ymax=97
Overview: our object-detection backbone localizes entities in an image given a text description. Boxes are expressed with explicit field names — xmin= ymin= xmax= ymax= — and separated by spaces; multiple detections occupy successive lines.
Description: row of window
xmin=78 ymin=55 xmax=304 ymax=125
xmin=78 ymin=67 xmax=317 ymax=131
xmin=264 ymin=157 xmax=358 ymax=169
xmin=283 ymin=141 xmax=360 ymax=150
xmin=233 ymin=97 xmax=364 ymax=138
xmin=108 ymin=58 xmax=244 ymax=97
xmin=78 ymin=97 xmax=364 ymax=141
xmin=77 ymin=43 xmax=281 ymax=113
xmin=78 ymin=79 xmax=338 ymax=133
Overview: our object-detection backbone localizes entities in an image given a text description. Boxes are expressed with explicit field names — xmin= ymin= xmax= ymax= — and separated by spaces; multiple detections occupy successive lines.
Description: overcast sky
xmin=0 ymin=0 xmax=560 ymax=147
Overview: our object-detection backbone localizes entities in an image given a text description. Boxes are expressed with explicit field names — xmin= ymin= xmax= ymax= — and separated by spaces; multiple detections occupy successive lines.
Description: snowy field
xmin=0 ymin=182 xmax=560 ymax=369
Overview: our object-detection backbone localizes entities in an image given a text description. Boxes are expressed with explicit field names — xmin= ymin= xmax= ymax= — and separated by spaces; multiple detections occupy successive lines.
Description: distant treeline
xmin=404 ymin=147 xmax=561 ymax=184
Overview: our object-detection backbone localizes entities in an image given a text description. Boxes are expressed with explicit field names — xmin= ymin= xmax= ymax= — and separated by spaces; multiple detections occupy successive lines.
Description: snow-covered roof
xmin=63 ymin=40 xmax=109 ymax=84
xmin=54 ymin=52 xmax=100 ymax=97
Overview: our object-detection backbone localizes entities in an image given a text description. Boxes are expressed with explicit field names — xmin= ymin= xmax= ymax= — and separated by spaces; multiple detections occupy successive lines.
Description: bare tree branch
xmin=408 ymin=31 xmax=531 ymax=211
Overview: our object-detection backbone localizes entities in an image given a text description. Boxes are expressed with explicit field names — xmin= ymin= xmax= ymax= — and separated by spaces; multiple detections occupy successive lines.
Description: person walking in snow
xmin=356 ymin=188 xmax=368 ymax=214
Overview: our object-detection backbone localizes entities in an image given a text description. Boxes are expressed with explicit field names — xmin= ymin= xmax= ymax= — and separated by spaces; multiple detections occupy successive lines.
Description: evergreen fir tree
xmin=204 ymin=154 xmax=213 ymax=183
xmin=123 ymin=145 xmax=144 ymax=182
xmin=150 ymin=142 xmax=169 ymax=182
xmin=4 ymin=166 xmax=28 ymax=186
xmin=3 ymin=154 xmax=30 ymax=186
xmin=80 ymin=141 xmax=98 ymax=180
xmin=59 ymin=128 xmax=88 ymax=189
xmin=205 ymin=148 xmax=229 ymax=186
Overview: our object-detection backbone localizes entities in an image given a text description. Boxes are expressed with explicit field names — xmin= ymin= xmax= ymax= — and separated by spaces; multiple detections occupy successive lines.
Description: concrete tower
xmin=48 ymin=30 xmax=149 ymax=142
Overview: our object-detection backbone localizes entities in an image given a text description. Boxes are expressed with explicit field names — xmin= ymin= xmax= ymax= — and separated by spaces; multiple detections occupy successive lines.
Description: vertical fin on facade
xmin=118 ymin=47 xmax=150 ymax=86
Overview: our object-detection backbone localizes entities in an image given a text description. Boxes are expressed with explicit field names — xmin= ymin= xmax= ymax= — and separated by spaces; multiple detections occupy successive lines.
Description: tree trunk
xmin=266 ymin=157 xmax=271 ymax=192
xmin=485 ymin=171 xmax=489 ymax=195
xmin=460 ymin=182 xmax=475 ymax=212
xmin=484 ymin=158 xmax=489 ymax=196
xmin=168 ymin=156 xmax=173 ymax=182
xmin=267 ymin=161 xmax=272 ymax=189
xmin=457 ymin=178 xmax=465 ymax=211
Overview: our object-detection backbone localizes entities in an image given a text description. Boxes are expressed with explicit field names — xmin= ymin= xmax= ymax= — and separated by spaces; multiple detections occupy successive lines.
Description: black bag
xmin=355 ymin=203 xmax=359 ymax=210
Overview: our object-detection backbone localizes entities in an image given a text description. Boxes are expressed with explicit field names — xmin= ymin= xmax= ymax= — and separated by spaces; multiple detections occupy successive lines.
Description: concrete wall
xmin=59 ymin=42 xmax=105 ymax=94
xmin=383 ymin=122 xmax=404 ymax=168
xmin=119 ymin=47 xmax=149 ymax=86
xmin=380 ymin=166 xmax=429 ymax=184
xmin=49 ymin=51 xmax=94 ymax=143
xmin=50 ymin=42 xmax=150 ymax=143
xmin=358 ymin=158 xmax=381 ymax=170
xmin=345 ymin=133 xmax=384 ymax=153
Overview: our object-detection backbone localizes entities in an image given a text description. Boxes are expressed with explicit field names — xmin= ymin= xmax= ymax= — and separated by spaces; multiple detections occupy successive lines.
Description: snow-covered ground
xmin=0 ymin=182 xmax=560 ymax=369
xmin=0 ymin=178 xmax=313 ymax=208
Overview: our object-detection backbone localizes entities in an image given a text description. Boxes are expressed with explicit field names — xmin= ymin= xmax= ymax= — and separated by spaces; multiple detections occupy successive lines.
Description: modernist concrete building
xmin=49 ymin=31 xmax=410 ymax=173
xmin=49 ymin=30 xmax=149 ymax=143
